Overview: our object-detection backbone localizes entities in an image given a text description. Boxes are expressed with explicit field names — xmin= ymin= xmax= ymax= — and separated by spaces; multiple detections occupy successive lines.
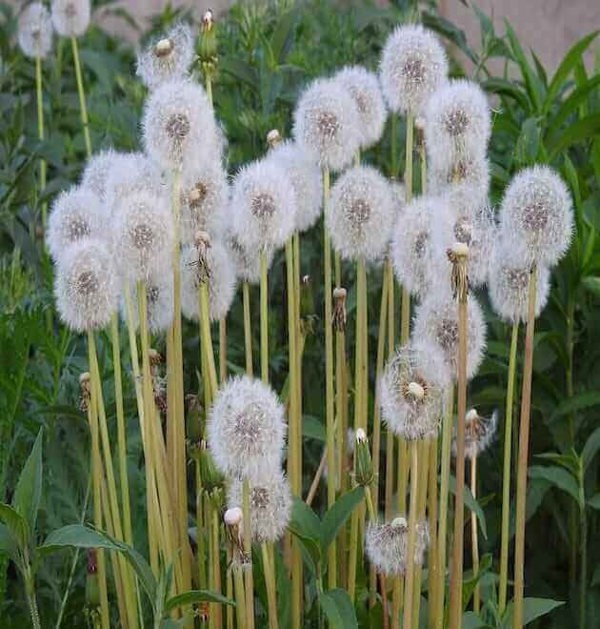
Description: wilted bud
xmin=332 ymin=287 xmax=347 ymax=332
xmin=79 ymin=371 xmax=91 ymax=413
xmin=354 ymin=428 xmax=374 ymax=487
xmin=447 ymin=242 xmax=469 ymax=301
xmin=197 ymin=9 xmax=217 ymax=73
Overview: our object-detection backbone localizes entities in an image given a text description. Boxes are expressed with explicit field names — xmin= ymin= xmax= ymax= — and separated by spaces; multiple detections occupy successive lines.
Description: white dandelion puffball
xmin=180 ymin=158 xmax=229 ymax=244
xmin=424 ymin=79 xmax=491 ymax=163
xmin=47 ymin=187 xmax=106 ymax=262
xmin=379 ymin=341 xmax=450 ymax=441
xmin=428 ymin=153 xmax=490 ymax=205
xmin=391 ymin=195 xmax=452 ymax=298
xmin=227 ymin=471 xmax=292 ymax=543
xmin=225 ymin=229 xmax=274 ymax=285
xmin=292 ymin=77 xmax=361 ymax=172
xmin=207 ymin=375 xmax=287 ymax=480
xmin=112 ymin=191 xmax=174 ymax=281
xmin=181 ymin=240 xmax=237 ymax=322
xmin=413 ymin=290 xmax=487 ymax=381
xmin=327 ymin=165 xmax=395 ymax=263
xmin=489 ymin=239 xmax=551 ymax=324
xmin=499 ymin=165 xmax=573 ymax=266
xmin=334 ymin=66 xmax=387 ymax=149
xmin=365 ymin=518 xmax=429 ymax=576
xmin=104 ymin=152 xmax=166 ymax=214
xmin=137 ymin=23 xmax=194 ymax=90
xmin=18 ymin=3 xmax=53 ymax=59
xmin=81 ymin=149 xmax=128 ymax=203
xmin=379 ymin=24 xmax=448 ymax=115
xmin=265 ymin=141 xmax=322 ymax=233
xmin=142 ymin=79 xmax=218 ymax=171
xmin=51 ymin=0 xmax=90 ymax=38
xmin=54 ymin=239 xmax=118 ymax=332
xmin=120 ymin=272 xmax=174 ymax=334
xmin=454 ymin=409 xmax=498 ymax=460
xmin=229 ymin=160 xmax=297 ymax=251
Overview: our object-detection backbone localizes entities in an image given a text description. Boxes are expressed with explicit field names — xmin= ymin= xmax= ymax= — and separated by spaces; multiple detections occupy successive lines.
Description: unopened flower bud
xmin=267 ymin=129 xmax=282 ymax=148
xmin=79 ymin=372 xmax=91 ymax=413
xmin=332 ymin=286 xmax=347 ymax=332
xmin=198 ymin=9 xmax=217 ymax=72
xmin=354 ymin=429 xmax=374 ymax=487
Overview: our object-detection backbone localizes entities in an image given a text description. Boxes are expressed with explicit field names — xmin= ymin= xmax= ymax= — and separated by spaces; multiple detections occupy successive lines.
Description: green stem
xmin=242 ymin=479 xmax=255 ymax=629
xmin=260 ymin=250 xmax=269 ymax=384
xmin=219 ymin=317 xmax=227 ymax=383
xmin=243 ymin=282 xmax=253 ymax=376
xmin=210 ymin=499 xmax=223 ymax=628
xmin=261 ymin=543 xmax=279 ymax=629
xmin=199 ymin=283 xmax=219 ymax=399
xmin=499 ymin=322 xmax=519 ymax=613
xmin=70 ymin=36 xmax=92 ymax=158
xmin=579 ymin=491 xmax=587 ymax=629
xmin=233 ymin=564 xmax=247 ymax=629
xmin=471 ymin=456 xmax=480 ymax=612
xmin=25 ymin=564 xmax=42 ymax=629
xmin=35 ymin=54 xmax=47 ymax=229
xmin=402 ymin=441 xmax=419 ymax=629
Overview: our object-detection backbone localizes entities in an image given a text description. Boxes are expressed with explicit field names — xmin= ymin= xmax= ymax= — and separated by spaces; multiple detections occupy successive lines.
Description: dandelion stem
xmin=219 ymin=318 xmax=227 ymax=383
xmin=70 ymin=36 xmax=92 ymax=158
xmin=199 ymin=283 xmax=219 ymax=399
xmin=261 ymin=543 xmax=279 ymax=629
xmin=242 ymin=479 xmax=255 ymax=629
xmin=260 ymin=250 xmax=269 ymax=384
xmin=412 ymin=440 xmax=430 ymax=624
xmin=427 ymin=437 xmax=440 ymax=627
xmin=403 ymin=440 xmax=420 ymax=629
xmin=233 ymin=563 xmax=247 ymax=629
xmin=35 ymin=54 xmax=47 ymax=229
xmin=210 ymin=498 xmax=223 ymax=628
xmin=471 ymin=455 xmax=480 ymax=612
xmin=499 ymin=322 xmax=519 ymax=613
xmin=196 ymin=470 xmax=207 ymax=588
xmin=242 ymin=282 xmax=253 ymax=376
xmin=513 ymin=267 xmax=538 ymax=629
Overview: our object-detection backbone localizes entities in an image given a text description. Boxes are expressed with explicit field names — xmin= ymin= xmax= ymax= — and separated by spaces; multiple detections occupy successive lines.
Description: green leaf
xmin=0 ymin=523 xmax=19 ymax=564
xmin=449 ymin=476 xmax=487 ymax=539
xmin=319 ymin=589 xmax=358 ymax=629
xmin=462 ymin=611 xmax=491 ymax=628
xmin=320 ymin=487 xmax=364 ymax=552
xmin=12 ymin=428 xmax=43 ymax=533
xmin=549 ymin=75 xmax=600 ymax=130
xmin=505 ymin=21 xmax=542 ymax=111
xmin=548 ymin=114 xmax=600 ymax=159
xmin=302 ymin=415 xmax=325 ymax=442
xmin=514 ymin=117 xmax=540 ymax=165
xmin=582 ymin=426 xmax=600 ymax=470
xmin=582 ymin=276 xmax=600 ymax=297
xmin=587 ymin=493 xmax=600 ymax=510
xmin=0 ymin=503 xmax=28 ymax=549
xmin=220 ymin=59 xmax=259 ymax=90
xmin=482 ymin=78 xmax=530 ymax=110
xmin=287 ymin=498 xmax=321 ymax=574
xmin=528 ymin=466 xmax=581 ymax=507
xmin=165 ymin=590 xmax=236 ymax=613
xmin=550 ymin=391 xmax=600 ymax=422
xmin=502 ymin=597 xmax=564 ymax=626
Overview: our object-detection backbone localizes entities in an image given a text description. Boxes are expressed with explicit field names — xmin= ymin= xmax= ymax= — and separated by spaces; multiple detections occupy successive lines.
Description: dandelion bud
xmin=79 ymin=371 xmax=91 ymax=412
xmin=332 ymin=287 xmax=347 ymax=332
xmin=47 ymin=187 xmax=106 ymax=262
xmin=293 ymin=78 xmax=361 ymax=172
xmin=224 ymin=506 xmax=245 ymax=558
xmin=207 ymin=376 xmax=286 ymax=480
xmin=380 ymin=341 xmax=450 ymax=441
xmin=198 ymin=10 xmax=217 ymax=69
xmin=229 ymin=160 xmax=297 ymax=251
xmin=354 ymin=429 xmax=374 ymax=487
xmin=328 ymin=165 xmax=395 ymax=263
xmin=227 ymin=471 xmax=292 ymax=543
xmin=267 ymin=129 xmax=282 ymax=148
xmin=453 ymin=409 xmax=498 ymax=460
xmin=18 ymin=3 xmax=53 ymax=59
xmin=142 ymin=79 xmax=218 ymax=171
xmin=379 ymin=24 xmax=448 ymax=115
xmin=137 ymin=23 xmax=194 ymax=90
xmin=334 ymin=66 xmax=387 ymax=149
xmin=54 ymin=239 xmax=118 ymax=332
xmin=265 ymin=141 xmax=322 ymax=233
xmin=51 ymin=0 xmax=90 ymax=38
xmin=499 ymin=165 xmax=573 ymax=266
xmin=413 ymin=291 xmax=487 ymax=381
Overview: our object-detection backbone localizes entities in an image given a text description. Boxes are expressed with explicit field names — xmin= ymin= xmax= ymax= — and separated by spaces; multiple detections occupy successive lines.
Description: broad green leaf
xmin=550 ymin=75 xmax=600 ymax=130
xmin=0 ymin=523 xmax=19 ymax=564
xmin=287 ymin=498 xmax=321 ymax=574
xmin=548 ymin=114 xmax=600 ymax=159
xmin=164 ymin=590 xmax=235 ymax=613
xmin=12 ymin=428 xmax=43 ymax=533
xmin=528 ymin=466 xmax=581 ymax=507
xmin=302 ymin=415 xmax=325 ymax=442
xmin=319 ymin=589 xmax=358 ymax=629
xmin=502 ymin=597 xmax=564 ymax=626
xmin=269 ymin=8 xmax=298 ymax=65
xmin=582 ymin=276 xmax=600 ymax=297
xmin=483 ymin=78 xmax=530 ymax=110
xmin=462 ymin=611 xmax=490 ymax=628
xmin=514 ymin=117 xmax=540 ymax=165
xmin=535 ymin=452 xmax=579 ymax=476
xmin=505 ymin=21 xmax=542 ymax=111
xmin=549 ymin=391 xmax=600 ymax=422
xmin=587 ymin=493 xmax=600 ymax=510
xmin=582 ymin=425 xmax=600 ymax=470
xmin=421 ymin=12 xmax=477 ymax=64
xmin=0 ymin=503 xmax=28 ymax=549
xmin=449 ymin=476 xmax=487 ymax=539
xmin=320 ymin=487 xmax=364 ymax=552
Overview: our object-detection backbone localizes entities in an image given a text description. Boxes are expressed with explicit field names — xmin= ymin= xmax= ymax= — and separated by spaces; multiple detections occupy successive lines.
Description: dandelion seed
xmin=499 ymin=165 xmax=573 ymax=266
xmin=54 ymin=238 xmax=118 ymax=332
xmin=327 ymin=165 xmax=395 ymax=263
xmin=51 ymin=0 xmax=90 ymax=38
xmin=379 ymin=24 xmax=448 ymax=115
xmin=334 ymin=65 xmax=387 ymax=149
xmin=292 ymin=78 xmax=361 ymax=172
xmin=18 ymin=3 xmax=53 ymax=59
xmin=453 ymin=409 xmax=498 ymax=460
xmin=207 ymin=375 xmax=287 ymax=480
xmin=137 ymin=23 xmax=194 ymax=89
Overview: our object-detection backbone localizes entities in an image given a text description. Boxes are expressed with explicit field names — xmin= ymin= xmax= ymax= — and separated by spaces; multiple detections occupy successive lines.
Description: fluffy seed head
xmin=225 ymin=230 xmax=274 ymax=285
xmin=413 ymin=291 xmax=487 ymax=381
xmin=227 ymin=471 xmax=292 ymax=543
xmin=51 ymin=0 xmax=90 ymax=38
xmin=142 ymin=79 xmax=219 ymax=171
xmin=499 ymin=165 xmax=573 ymax=266
xmin=54 ymin=239 xmax=118 ymax=332
xmin=453 ymin=409 xmax=498 ymax=460
xmin=207 ymin=376 xmax=287 ymax=480
xmin=137 ymin=23 xmax=194 ymax=89
xmin=181 ymin=240 xmax=237 ymax=322
xmin=47 ymin=187 xmax=106 ymax=262
xmin=81 ymin=149 xmax=127 ymax=204
xmin=265 ymin=141 xmax=322 ymax=233
xmin=380 ymin=341 xmax=450 ymax=440
xmin=334 ymin=66 xmax=387 ymax=149
xmin=18 ymin=3 xmax=53 ymax=59
xmin=428 ymin=153 xmax=491 ymax=208
xmin=112 ymin=191 xmax=174 ymax=281
xmin=293 ymin=78 xmax=361 ymax=171
xmin=327 ymin=165 xmax=395 ymax=263
xmin=489 ymin=239 xmax=551 ymax=324
xmin=229 ymin=160 xmax=297 ymax=251
xmin=379 ymin=24 xmax=448 ymax=114
xmin=121 ymin=272 xmax=174 ymax=333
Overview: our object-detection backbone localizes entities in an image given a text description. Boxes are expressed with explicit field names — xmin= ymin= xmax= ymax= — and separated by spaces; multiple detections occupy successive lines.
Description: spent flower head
xmin=51 ymin=0 xmax=90 ymax=38
xmin=18 ymin=3 xmax=53 ymax=59
xmin=453 ymin=409 xmax=498 ymax=460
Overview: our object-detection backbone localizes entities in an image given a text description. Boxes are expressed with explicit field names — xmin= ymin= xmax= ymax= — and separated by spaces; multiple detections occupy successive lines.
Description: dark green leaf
xmin=12 ymin=428 xmax=43 ymax=533
xmin=483 ymin=78 xmax=530 ymax=110
xmin=320 ymin=487 xmax=364 ymax=552
xmin=548 ymin=114 xmax=600 ymax=159
xmin=550 ymin=391 xmax=600 ymax=422
xmin=528 ymin=466 xmax=581 ymax=507
xmin=505 ymin=21 xmax=542 ymax=111
xmin=164 ymin=590 xmax=235 ymax=613
xmin=587 ymin=493 xmax=600 ymax=510
xmin=514 ymin=117 xmax=540 ymax=165
xmin=287 ymin=498 xmax=321 ymax=574
xmin=582 ymin=426 xmax=600 ymax=470
xmin=449 ymin=476 xmax=487 ymax=539
xmin=0 ymin=503 xmax=28 ymax=549
xmin=462 ymin=611 xmax=490 ymax=628
xmin=549 ymin=75 xmax=600 ymax=130
xmin=319 ymin=589 xmax=358 ymax=629
xmin=502 ymin=597 xmax=564 ymax=626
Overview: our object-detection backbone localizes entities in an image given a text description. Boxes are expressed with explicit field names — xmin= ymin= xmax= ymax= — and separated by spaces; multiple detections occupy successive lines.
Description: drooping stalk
xmin=499 ymin=322 xmax=520 ymax=612
xmin=261 ymin=543 xmax=279 ymax=629
xmin=242 ymin=480 xmax=255 ymax=629
xmin=35 ymin=54 xmax=47 ymax=229
xmin=242 ymin=282 xmax=253 ymax=376
xmin=70 ymin=36 xmax=92 ymax=158
xmin=260 ymin=250 xmax=269 ymax=384
xmin=403 ymin=441 xmax=420 ymax=629
xmin=513 ymin=267 xmax=538 ymax=629
xmin=471 ymin=455 xmax=480 ymax=612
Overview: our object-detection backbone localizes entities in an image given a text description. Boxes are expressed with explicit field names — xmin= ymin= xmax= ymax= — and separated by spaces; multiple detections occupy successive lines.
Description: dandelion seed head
xmin=379 ymin=24 xmax=448 ymax=114
xmin=18 ymin=3 xmax=53 ymax=59
xmin=54 ymin=239 xmax=118 ymax=332
xmin=499 ymin=165 xmax=573 ymax=266
xmin=459 ymin=409 xmax=498 ymax=459
xmin=293 ymin=78 xmax=361 ymax=171
xmin=224 ymin=229 xmax=273 ymax=285
xmin=81 ymin=149 xmax=127 ymax=204
xmin=51 ymin=0 xmax=90 ymax=38
xmin=120 ymin=272 xmax=174 ymax=333
xmin=428 ymin=154 xmax=490 ymax=209
xmin=137 ymin=23 xmax=194 ymax=89
xmin=327 ymin=165 xmax=395 ymax=263
xmin=207 ymin=376 xmax=287 ymax=480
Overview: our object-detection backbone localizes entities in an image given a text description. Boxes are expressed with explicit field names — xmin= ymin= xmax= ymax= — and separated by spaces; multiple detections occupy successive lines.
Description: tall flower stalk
xmin=71 ymin=36 xmax=91 ymax=158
